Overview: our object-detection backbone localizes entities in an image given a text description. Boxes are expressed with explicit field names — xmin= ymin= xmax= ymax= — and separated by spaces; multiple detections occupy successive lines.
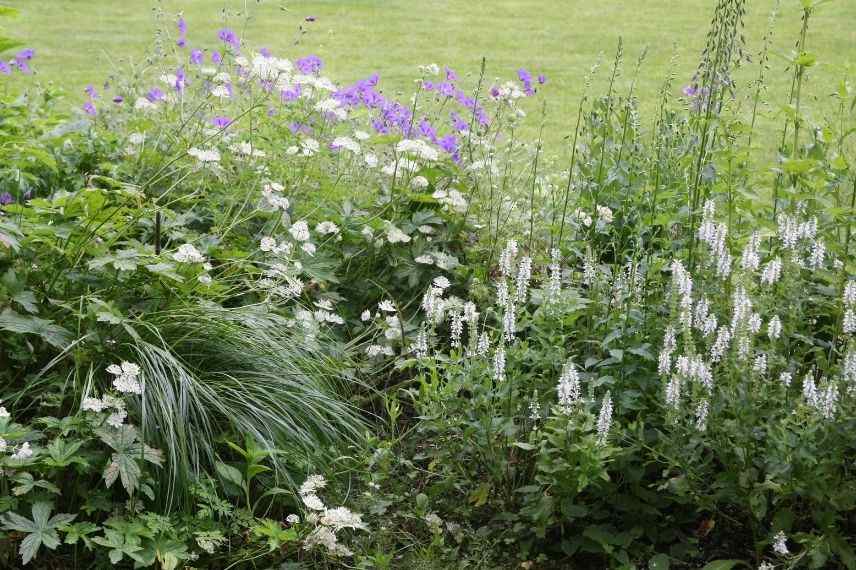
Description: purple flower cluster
xmin=82 ymin=84 xmax=98 ymax=116
xmin=1 ymin=49 xmax=35 ymax=76
xmin=217 ymin=28 xmax=240 ymax=50
xmin=330 ymin=74 xmax=419 ymax=135
xmin=0 ymin=192 xmax=13 ymax=206
xmin=177 ymin=17 xmax=187 ymax=48
xmin=296 ymin=55 xmax=323 ymax=75
xmin=421 ymin=68 xmax=490 ymax=128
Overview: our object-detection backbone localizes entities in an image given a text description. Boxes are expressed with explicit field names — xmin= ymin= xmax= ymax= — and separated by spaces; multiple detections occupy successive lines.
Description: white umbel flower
xmin=107 ymin=362 xmax=143 ymax=394
xmin=173 ymin=243 xmax=206 ymax=263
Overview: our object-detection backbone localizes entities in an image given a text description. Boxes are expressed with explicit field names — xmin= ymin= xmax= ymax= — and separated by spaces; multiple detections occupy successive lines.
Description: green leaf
xmin=0 ymin=309 xmax=73 ymax=349
xmin=649 ymin=553 xmax=671 ymax=570
xmin=701 ymin=561 xmax=749 ymax=570
xmin=97 ymin=426 xmax=163 ymax=494
xmin=0 ymin=502 xmax=76 ymax=564
xmin=215 ymin=461 xmax=244 ymax=488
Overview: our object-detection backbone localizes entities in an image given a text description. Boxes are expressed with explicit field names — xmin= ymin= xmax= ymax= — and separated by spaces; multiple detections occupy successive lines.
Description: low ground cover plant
xmin=0 ymin=0 xmax=855 ymax=568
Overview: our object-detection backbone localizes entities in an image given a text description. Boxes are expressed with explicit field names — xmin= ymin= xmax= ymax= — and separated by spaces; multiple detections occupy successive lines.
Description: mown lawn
xmin=3 ymin=0 xmax=855 ymax=144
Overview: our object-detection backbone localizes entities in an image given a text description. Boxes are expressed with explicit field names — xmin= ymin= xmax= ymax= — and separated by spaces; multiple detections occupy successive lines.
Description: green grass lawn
xmin=3 ymin=0 xmax=855 ymax=145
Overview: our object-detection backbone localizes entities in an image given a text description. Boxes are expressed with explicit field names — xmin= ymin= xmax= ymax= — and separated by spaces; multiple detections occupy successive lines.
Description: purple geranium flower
xmin=281 ymin=85 xmax=302 ymax=102
xmin=146 ymin=87 xmax=166 ymax=103
xmin=14 ymin=48 xmax=34 ymax=74
xmin=217 ymin=28 xmax=240 ymax=50
xmin=190 ymin=49 xmax=203 ymax=65
xmin=212 ymin=51 xmax=222 ymax=65
xmin=177 ymin=17 xmax=187 ymax=47
xmin=259 ymin=47 xmax=272 ymax=58
xmin=211 ymin=116 xmax=232 ymax=128
xmin=0 ymin=61 xmax=10 ymax=75
xmin=537 ymin=73 xmax=547 ymax=85
xmin=418 ymin=118 xmax=438 ymax=142
xmin=174 ymin=67 xmax=186 ymax=92
xmin=82 ymin=101 xmax=97 ymax=116
xmin=682 ymin=85 xmax=699 ymax=97
xmin=437 ymin=82 xmax=455 ymax=98
xmin=85 ymin=84 xmax=98 ymax=99
xmin=445 ymin=67 xmax=458 ymax=82
xmin=112 ymin=95 xmax=124 ymax=104
xmin=450 ymin=111 xmax=468 ymax=133
xmin=0 ymin=192 xmax=13 ymax=206
xmin=305 ymin=15 xmax=316 ymax=22
xmin=296 ymin=54 xmax=323 ymax=75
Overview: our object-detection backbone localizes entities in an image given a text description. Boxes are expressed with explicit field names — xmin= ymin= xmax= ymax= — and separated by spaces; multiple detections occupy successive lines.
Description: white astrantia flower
xmin=364 ymin=153 xmax=378 ymax=168
xmin=410 ymin=175 xmax=429 ymax=189
xmin=772 ymin=530 xmax=789 ymax=556
xmin=107 ymin=409 xmax=127 ymax=428
xmin=315 ymin=221 xmax=340 ymax=236
xmin=353 ymin=130 xmax=370 ymax=141
xmin=433 ymin=276 xmax=451 ymax=290
xmin=360 ymin=310 xmax=371 ymax=322
xmin=302 ymin=493 xmax=326 ymax=511
xmin=173 ymin=244 xmax=206 ymax=263
xmin=331 ymin=136 xmax=360 ymax=154
xmin=81 ymin=397 xmax=108 ymax=413
xmin=11 ymin=441 xmax=33 ymax=460
xmin=107 ymin=362 xmax=143 ymax=395
xmin=365 ymin=345 xmax=394 ymax=357
xmin=596 ymin=204 xmax=613 ymax=223
xmin=378 ymin=300 xmax=396 ymax=313
xmin=415 ymin=254 xmax=434 ymax=265
xmin=301 ymin=138 xmax=320 ymax=156
xmin=396 ymin=139 xmax=439 ymax=161
xmin=289 ymin=221 xmax=311 ymax=242
xmin=301 ymin=243 xmax=316 ymax=256
xmin=266 ymin=193 xmax=290 ymax=211
xmin=320 ymin=507 xmax=367 ymax=531
xmin=260 ymin=237 xmax=277 ymax=252
xmin=286 ymin=514 xmax=300 ymax=524
xmin=386 ymin=225 xmax=411 ymax=244
xmin=187 ymin=147 xmax=221 ymax=164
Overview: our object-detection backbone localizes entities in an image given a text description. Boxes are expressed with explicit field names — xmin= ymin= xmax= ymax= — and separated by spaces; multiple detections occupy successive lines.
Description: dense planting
xmin=1 ymin=1 xmax=855 ymax=568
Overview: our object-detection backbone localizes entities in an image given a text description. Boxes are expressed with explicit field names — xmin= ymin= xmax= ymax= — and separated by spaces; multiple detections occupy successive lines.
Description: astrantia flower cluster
xmin=297 ymin=474 xmax=367 ymax=557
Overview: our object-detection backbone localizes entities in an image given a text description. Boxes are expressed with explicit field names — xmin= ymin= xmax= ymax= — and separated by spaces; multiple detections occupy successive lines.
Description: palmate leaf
xmin=0 ymin=309 xmax=73 ymax=349
xmin=96 ymin=426 xmax=163 ymax=494
xmin=0 ymin=502 xmax=76 ymax=564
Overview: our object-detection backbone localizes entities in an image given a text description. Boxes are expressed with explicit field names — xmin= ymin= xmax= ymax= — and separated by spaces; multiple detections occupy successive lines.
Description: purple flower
xmin=438 ymin=134 xmax=458 ymax=154
xmin=422 ymin=80 xmax=435 ymax=92
xmin=437 ymin=82 xmax=455 ymax=98
xmin=305 ymin=15 xmax=316 ymax=22
xmin=14 ymin=48 xmax=34 ymax=74
xmin=146 ymin=87 xmax=166 ymax=103
xmin=190 ymin=49 xmax=203 ymax=65
xmin=85 ymin=84 xmax=98 ymax=99
xmin=0 ymin=61 xmax=10 ymax=75
xmin=217 ymin=28 xmax=240 ymax=49
xmin=259 ymin=47 xmax=272 ymax=58
xmin=211 ymin=116 xmax=232 ymax=128
xmin=489 ymin=85 xmax=500 ymax=98
xmin=281 ymin=85 xmax=302 ymax=102
xmin=82 ymin=101 xmax=97 ymax=116
xmin=174 ymin=67 xmax=186 ymax=92
xmin=288 ymin=122 xmax=312 ymax=135
xmin=537 ymin=73 xmax=547 ymax=85
xmin=450 ymin=111 xmax=468 ymax=133
xmin=517 ymin=68 xmax=532 ymax=84
xmin=445 ymin=67 xmax=458 ymax=82
xmin=177 ymin=17 xmax=187 ymax=47
xmin=296 ymin=54 xmax=323 ymax=75
xmin=0 ymin=192 xmax=13 ymax=206
xmin=212 ymin=51 xmax=222 ymax=65
xmin=682 ymin=84 xmax=699 ymax=97
xmin=112 ymin=95 xmax=124 ymax=104
xmin=418 ymin=118 xmax=437 ymax=142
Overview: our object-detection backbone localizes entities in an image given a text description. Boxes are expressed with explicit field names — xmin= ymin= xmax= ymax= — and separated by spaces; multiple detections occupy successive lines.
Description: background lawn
xmin=2 ymin=0 xmax=855 ymax=145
